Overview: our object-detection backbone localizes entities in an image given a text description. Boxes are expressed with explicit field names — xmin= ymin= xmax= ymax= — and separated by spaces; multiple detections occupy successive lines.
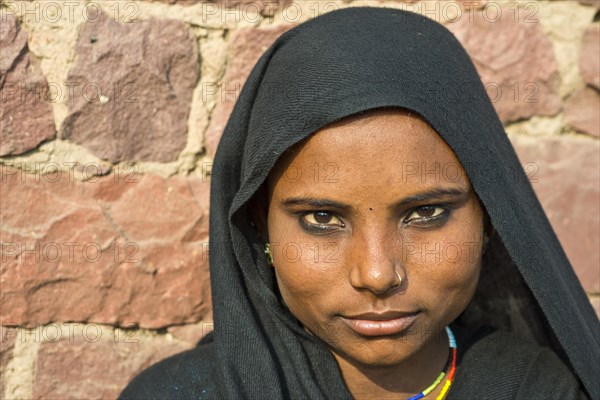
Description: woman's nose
xmin=348 ymin=228 xmax=403 ymax=294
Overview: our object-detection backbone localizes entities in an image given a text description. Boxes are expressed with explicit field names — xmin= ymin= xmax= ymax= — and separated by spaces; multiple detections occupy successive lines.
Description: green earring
xmin=264 ymin=243 xmax=273 ymax=265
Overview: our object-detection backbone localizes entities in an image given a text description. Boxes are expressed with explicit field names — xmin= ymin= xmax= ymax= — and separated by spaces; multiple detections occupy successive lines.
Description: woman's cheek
xmin=275 ymin=246 xmax=340 ymax=296
xmin=403 ymin=228 xmax=482 ymax=319
xmin=273 ymin=240 xmax=347 ymax=322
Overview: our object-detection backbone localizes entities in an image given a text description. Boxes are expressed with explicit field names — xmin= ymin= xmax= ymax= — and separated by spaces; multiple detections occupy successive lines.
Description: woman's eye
xmin=404 ymin=205 xmax=447 ymax=224
xmin=301 ymin=211 xmax=344 ymax=229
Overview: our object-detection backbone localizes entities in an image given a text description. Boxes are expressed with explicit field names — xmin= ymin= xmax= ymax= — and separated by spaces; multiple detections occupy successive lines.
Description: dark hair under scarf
xmin=121 ymin=6 xmax=599 ymax=399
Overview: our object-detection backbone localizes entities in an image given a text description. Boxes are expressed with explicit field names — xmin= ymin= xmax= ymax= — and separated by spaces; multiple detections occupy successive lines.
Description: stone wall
xmin=1 ymin=0 xmax=598 ymax=398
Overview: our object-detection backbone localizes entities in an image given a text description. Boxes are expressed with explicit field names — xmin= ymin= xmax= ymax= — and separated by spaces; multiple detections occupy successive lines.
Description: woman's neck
xmin=332 ymin=330 xmax=451 ymax=400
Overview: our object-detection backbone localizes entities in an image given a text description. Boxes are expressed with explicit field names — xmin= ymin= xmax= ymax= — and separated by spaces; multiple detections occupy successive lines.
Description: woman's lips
xmin=343 ymin=311 xmax=420 ymax=337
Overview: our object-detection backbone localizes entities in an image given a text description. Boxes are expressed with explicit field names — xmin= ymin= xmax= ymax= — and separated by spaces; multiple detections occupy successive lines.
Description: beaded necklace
xmin=407 ymin=326 xmax=457 ymax=400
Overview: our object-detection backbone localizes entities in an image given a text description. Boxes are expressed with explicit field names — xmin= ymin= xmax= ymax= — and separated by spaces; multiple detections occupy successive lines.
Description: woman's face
xmin=263 ymin=108 xmax=485 ymax=369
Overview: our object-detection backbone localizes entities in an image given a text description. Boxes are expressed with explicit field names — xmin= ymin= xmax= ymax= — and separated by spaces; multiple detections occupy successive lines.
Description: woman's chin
xmin=328 ymin=338 xmax=423 ymax=369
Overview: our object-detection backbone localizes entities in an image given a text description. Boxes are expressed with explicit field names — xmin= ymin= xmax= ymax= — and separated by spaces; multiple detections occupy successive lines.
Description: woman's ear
xmin=249 ymin=183 xmax=269 ymax=243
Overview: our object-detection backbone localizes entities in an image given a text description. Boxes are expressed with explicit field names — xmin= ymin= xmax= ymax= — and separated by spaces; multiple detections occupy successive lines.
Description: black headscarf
xmin=122 ymin=6 xmax=600 ymax=400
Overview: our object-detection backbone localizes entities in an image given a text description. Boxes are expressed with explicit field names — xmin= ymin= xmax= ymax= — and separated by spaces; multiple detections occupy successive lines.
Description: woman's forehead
xmin=268 ymin=108 xmax=471 ymax=198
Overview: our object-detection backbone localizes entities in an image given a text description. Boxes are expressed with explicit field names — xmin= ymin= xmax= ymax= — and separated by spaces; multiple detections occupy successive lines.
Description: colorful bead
xmin=422 ymin=372 xmax=445 ymax=396
xmin=436 ymin=348 xmax=457 ymax=400
xmin=407 ymin=326 xmax=457 ymax=400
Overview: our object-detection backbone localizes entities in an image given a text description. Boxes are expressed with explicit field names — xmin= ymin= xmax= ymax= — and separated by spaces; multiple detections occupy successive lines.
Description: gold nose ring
xmin=391 ymin=271 xmax=402 ymax=288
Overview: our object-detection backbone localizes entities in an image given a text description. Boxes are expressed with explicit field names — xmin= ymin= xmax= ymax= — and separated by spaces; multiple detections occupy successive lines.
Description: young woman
xmin=120 ymin=7 xmax=599 ymax=400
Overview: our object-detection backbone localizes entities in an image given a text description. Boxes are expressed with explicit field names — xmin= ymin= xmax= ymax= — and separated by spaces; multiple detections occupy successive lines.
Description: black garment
xmin=120 ymin=324 xmax=587 ymax=400
xmin=120 ymin=6 xmax=599 ymax=400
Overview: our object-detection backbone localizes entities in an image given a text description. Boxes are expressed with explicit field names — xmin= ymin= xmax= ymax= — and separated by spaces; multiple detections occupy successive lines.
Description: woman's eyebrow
xmin=280 ymin=197 xmax=351 ymax=211
xmin=395 ymin=187 xmax=470 ymax=207
xmin=279 ymin=187 xmax=470 ymax=212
